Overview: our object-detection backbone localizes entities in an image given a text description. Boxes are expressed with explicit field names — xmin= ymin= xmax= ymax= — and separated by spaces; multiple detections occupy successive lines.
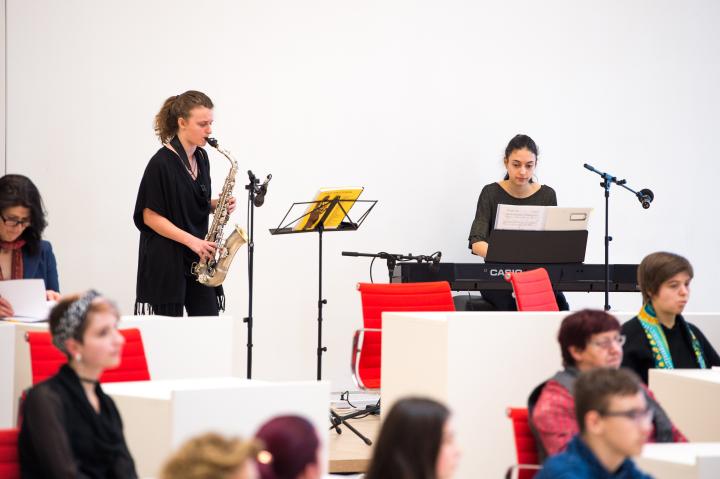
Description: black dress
xmin=621 ymin=315 xmax=720 ymax=384
xmin=18 ymin=364 xmax=137 ymax=479
xmin=468 ymin=182 xmax=568 ymax=311
xmin=133 ymin=141 xmax=221 ymax=316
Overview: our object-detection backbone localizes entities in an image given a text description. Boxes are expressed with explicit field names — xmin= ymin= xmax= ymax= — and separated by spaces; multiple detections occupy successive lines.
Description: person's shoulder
xmin=621 ymin=316 xmax=643 ymax=335
xmin=536 ymin=450 xmax=586 ymax=479
xmin=39 ymin=240 xmax=54 ymax=253
xmin=24 ymin=379 xmax=62 ymax=410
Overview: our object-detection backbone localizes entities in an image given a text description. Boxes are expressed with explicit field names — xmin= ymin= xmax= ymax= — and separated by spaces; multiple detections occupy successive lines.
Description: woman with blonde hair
xmin=161 ymin=432 xmax=261 ymax=479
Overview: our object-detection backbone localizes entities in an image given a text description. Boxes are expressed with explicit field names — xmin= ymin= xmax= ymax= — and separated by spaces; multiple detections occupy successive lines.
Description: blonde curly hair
xmin=160 ymin=432 xmax=262 ymax=479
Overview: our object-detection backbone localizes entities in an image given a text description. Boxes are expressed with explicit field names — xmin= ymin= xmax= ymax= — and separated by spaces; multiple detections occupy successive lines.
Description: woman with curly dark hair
xmin=0 ymin=174 xmax=59 ymax=317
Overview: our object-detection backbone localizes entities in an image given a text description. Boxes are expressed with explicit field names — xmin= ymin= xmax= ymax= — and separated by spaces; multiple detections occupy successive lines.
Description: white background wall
xmin=4 ymin=0 xmax=719 ymax=389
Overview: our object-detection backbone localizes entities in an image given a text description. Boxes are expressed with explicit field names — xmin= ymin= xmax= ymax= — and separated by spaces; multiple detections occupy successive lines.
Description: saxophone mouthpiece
xmin=206 ymin=137 xmax=218 ymax=148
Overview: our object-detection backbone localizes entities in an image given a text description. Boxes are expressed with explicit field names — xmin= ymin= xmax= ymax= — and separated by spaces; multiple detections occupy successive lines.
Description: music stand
xmin=485 ymin=230 xmax=589 ymax=264
xmin=270 ymin=189 xmax=377 ymax=380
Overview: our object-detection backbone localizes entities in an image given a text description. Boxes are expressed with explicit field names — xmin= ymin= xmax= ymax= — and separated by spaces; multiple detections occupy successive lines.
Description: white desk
xmin=637 ymin=443 xmax=720 ymax=479
xmin=649 ymin=369 xmax=720 ymax=442
xmin=1 ymin=315 xmax=246 ymax=428
xmin=103 ymin=377 xmax=330 ymax=478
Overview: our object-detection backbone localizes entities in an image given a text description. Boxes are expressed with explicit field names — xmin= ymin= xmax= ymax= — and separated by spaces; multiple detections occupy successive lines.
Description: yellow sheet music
xmin=294 ymin=187 xmax=364 ymax=231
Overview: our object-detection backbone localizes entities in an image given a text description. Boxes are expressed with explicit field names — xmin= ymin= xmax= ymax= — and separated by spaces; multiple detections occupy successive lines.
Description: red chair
xmin=0 ymin=428 xmax=19 ymax=479
xmin=505 ymin=408 xmax=541 ymax=479
xmin=25 ymin=328 xmax=150 ymax=385
xmin=505 ymin=268 xmax=559 ymax=312
xmin=352 ymin=281 xmax=456 ymax=391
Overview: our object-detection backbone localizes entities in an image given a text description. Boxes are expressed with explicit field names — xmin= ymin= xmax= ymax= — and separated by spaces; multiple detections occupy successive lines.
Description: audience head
xmin=160 ymin=432 xmax=261 ymax=479
xmin=49 ymin=290 xmax=124 ymax=369
xmin=155 ymin=90 xmax=214 ymax=145
xmin=254 ymin=415 xmax=321 ymax=479
xmin=574 ymin=368 xmax=652 ymax=458
xmin=503 ymin=134 xmax=538 ymax=184
xmin=365 ymin=397 xmax=460 ymax=479
xmin=638 ymin=252 xmax=693 ymax=314
xmin=0 ymin=174 xmax=47 ymax=255
xmin=558 ymin=309 xmax=623 ymax=371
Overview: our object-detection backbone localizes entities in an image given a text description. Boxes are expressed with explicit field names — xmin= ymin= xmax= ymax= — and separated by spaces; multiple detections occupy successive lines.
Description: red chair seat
xmin=0 ymin=428 xmax=19 ymax=479
xmin=505 ymin=268 xmax=559 ymax=312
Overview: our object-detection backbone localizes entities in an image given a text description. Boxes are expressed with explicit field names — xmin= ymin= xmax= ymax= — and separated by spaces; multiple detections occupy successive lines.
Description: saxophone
xmin=192 ymin=137 xmax=248 ymax=287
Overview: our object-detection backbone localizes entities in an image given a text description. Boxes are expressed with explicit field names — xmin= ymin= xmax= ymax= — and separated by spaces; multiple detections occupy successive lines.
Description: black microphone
xmin=247 ymin=170 xmax=257 ymax=182
xmin=253 ymin=174 xmax=272 ymax=207
xmin=638 ymin=188 xmax=654 ymax=209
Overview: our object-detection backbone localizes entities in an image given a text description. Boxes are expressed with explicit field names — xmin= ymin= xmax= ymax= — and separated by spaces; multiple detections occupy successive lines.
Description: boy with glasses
xmin=536 ymin=368 xmax=654 ymax=478
xmin=529 ymin=310 xmax=684 ymax=461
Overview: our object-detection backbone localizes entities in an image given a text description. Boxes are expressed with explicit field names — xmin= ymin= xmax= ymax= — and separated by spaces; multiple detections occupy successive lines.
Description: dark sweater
xmin=19 ymin=364 xmax=137 ymax=479
xmin=468 ymin=182 xmax=557 ymax=248
xmin=621 ymin=315 xmax=720 ymax=384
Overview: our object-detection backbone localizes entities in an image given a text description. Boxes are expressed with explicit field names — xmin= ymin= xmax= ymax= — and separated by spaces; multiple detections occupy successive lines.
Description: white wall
xmin=5 ymin=0 xmax=720 ymax=389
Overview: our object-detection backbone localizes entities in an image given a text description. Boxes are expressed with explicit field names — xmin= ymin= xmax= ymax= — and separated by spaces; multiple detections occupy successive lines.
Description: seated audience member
xmin=622 ymin=252 xmax=720 ymax=384
xmin=254 ymin=415 xmax=321 ymax=479
xmin=161 ymin=432 xmax=261 ymax=479
xmin=536 ymin=368 xmax=654 ymax=479
xmin=365 ymin=397 xmax=460 ymax=479
xmin=530 ymin=310 xmax=684 ymax=461
xmin=18 ymin=290 xmax=137 ymax=478
xmin=0 ymin=174 xmax=60 ymax=317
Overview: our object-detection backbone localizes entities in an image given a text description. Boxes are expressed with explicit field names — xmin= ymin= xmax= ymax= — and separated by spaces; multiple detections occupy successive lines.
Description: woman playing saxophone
xmin=133 ymin=90 xmax=236 ymax=317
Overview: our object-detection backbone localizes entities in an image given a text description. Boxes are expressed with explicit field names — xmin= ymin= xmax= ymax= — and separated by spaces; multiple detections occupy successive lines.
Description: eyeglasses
xmin=602 ymin=407 xmax=654 ymax=425
xmin=589 ymin=335 xmax=626 ymax=350
xmin=0 ymin=215 xmax=31 ymax=228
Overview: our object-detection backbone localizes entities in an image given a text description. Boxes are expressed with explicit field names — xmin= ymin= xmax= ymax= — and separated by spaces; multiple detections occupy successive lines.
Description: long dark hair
xmin=365 ymin=397 xmax=450 ymax=479
xmin=154 ymin=90 xmax=214 ymax=144
xmin=0 ymin=174 xmax=47 ymax=255
xmin=503 ymin=134 xmax=538 ymax=182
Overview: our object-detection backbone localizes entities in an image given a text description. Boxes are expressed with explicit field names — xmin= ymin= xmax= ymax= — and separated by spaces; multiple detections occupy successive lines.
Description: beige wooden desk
xmin=648 ymin=369 xmax=720 ymax=441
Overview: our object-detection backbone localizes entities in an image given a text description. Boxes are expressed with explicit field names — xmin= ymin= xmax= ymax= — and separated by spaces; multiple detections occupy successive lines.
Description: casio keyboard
xmin=392 ymin=262 xmax=639 ymax=292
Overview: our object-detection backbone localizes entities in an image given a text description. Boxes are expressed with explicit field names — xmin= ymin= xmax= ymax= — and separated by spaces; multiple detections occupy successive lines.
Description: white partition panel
xmin=383 ymin=311 xmax=566 ymax=478
xmin=104 ymin=378 xmax=329 ymax=478
xmin=1 ymin=316 xmax=245 ymax=428
xmin=381 ymin=311 xmax=720 ymax=478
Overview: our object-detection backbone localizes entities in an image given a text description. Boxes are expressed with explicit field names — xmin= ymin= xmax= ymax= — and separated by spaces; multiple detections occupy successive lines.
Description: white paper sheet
xmin=494 ymin=204 xmax=547 ymax=230
xmin=0 ymin=279 xmax=53 ymax=321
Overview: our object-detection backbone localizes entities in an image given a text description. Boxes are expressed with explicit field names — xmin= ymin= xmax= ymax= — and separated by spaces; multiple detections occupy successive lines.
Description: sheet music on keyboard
xmin=494 ymin=205 xmax=546 ymax=230
xmin=494 ymin=205 xmax=593 ymax=231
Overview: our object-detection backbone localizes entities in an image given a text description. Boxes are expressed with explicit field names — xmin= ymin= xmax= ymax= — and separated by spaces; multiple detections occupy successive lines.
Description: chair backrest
xmin=506 ymin=408 xmax=539 ymax=479
xmin=26 ymin=328 xmax=150 ymax=384
xmin=354 ymin=281 xmax=455 ymax=390
xmin=505 ymin=268 xmax=559 ymax=311
xmin=0 ymin=428 xmax=19 ymax=479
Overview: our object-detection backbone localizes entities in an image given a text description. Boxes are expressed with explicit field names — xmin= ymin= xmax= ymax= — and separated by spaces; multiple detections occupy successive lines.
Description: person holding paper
xmin=621 ymin=252 xmax=720 ymax=384
xmin=0 ymin=174 xmax=60 ymax=317
xmin=19 ymin=290 xmax=138 ymax=478
xmin=467 ymin=134 xmax=568 ymax=310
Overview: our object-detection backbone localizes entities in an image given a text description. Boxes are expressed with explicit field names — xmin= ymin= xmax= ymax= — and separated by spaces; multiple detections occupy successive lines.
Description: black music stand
xmin=270 ymin=196 xmax=377 ymax=380
xmin=485 ymin=230 xmax=589 ymax=264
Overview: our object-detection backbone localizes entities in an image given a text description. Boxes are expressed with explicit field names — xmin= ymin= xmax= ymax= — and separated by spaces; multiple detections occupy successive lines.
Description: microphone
xmin=253 ymin=174 xmax=272 ymax=207
xmin=247 ymin=170 xmax=257 ymax=182
xmin=638 ymin=188 xmax=654 ymax=209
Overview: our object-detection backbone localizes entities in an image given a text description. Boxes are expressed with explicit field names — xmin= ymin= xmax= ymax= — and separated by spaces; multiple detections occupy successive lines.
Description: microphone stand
xmin=341 ymin=251 xmax=442 ymax=282
xmin=244 ymin=170 xmax=270 ymax=379
xmin=583 ymin=164 xmax=652 ymax=311
xmin=244 ymin=171 xmax=259 ymax=378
